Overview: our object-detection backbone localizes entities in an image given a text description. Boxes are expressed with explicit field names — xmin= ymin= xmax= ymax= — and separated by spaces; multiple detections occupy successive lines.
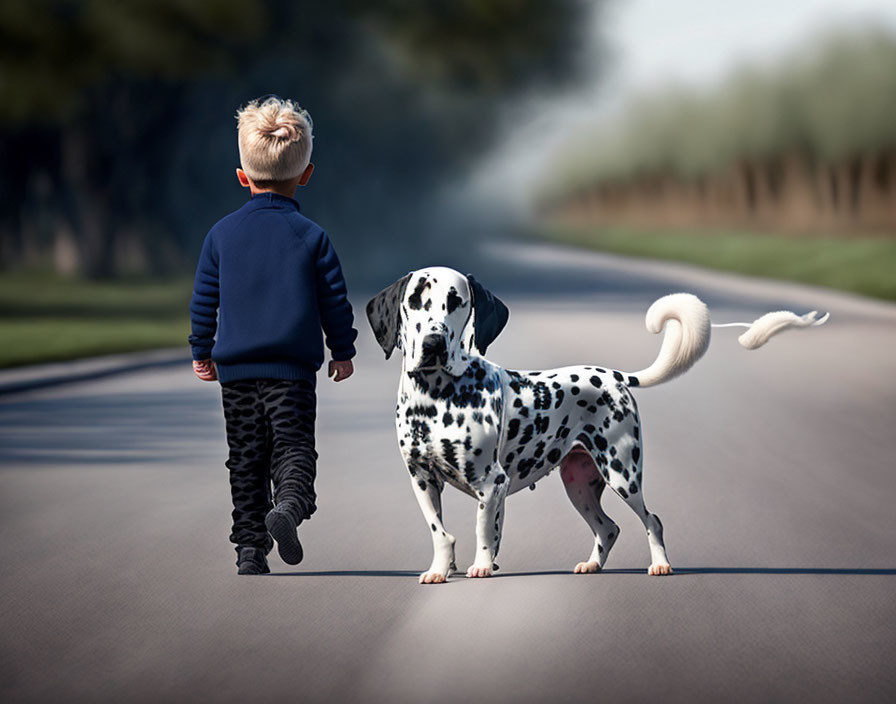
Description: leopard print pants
xmin=221 ymin=378 xmax=317 ymax=552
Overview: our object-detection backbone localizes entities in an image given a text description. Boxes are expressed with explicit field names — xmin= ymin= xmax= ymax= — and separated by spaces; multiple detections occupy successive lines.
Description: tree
xmin=0 ymin=0 xmax=599 ymax=278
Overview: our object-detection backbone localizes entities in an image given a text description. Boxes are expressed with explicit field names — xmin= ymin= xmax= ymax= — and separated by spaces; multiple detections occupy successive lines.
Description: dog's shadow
xmin=269 ymin=567 xmax=896 ymax=578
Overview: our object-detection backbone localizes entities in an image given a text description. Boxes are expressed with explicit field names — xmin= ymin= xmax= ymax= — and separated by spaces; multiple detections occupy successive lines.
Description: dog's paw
xmin=647 ymin=563 xmax=673 ymax=576
xmin=419 ymin=571 xmax=448 ymax=584
xmin=466 ymin=564 xmax=493 ymax=578
xmin=573 ymin=561 xmax=601 ymax=574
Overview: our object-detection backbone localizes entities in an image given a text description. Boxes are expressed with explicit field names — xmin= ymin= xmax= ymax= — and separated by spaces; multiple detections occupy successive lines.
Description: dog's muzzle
xmin=418 ymin=333 xmax=448 ymax=368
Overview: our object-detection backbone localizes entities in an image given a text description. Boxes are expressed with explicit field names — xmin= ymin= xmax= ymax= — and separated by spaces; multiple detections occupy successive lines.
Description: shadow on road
xmin=266 ymin=567 xmax=896 ymax=578
xmin=269 ymin=570 xmax=420 ymax=578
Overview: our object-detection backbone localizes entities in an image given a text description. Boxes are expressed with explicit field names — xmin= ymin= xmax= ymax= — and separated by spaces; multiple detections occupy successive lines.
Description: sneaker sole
xmin=265 ymin=510 xmax=303 ymax=565
xmin=237 ymin=564 xmax=270 ymax=575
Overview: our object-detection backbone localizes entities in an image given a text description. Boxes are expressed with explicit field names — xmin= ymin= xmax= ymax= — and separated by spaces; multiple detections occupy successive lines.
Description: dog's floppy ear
xmin=366 ymin=273 xmax=412 ymax=359
xmin=466 ymin=274 xmax=509 ymax=355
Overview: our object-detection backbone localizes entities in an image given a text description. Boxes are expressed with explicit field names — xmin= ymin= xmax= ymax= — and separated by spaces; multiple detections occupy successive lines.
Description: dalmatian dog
xmin=366 ymin=267 xmax=828 ymax=584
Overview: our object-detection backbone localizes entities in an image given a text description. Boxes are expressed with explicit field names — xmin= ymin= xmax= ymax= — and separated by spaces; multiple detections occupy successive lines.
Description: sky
xmin=470 ymin=0 xmax=896 ymax=213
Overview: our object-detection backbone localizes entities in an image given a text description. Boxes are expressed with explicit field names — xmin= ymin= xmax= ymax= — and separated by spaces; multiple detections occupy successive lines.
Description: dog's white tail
xmin=627 ymin=293 xmax=829 ymax=388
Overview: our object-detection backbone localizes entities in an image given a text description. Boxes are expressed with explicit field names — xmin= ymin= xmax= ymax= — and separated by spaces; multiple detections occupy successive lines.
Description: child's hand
xmin=193 ymin=359 xmax=218 ymax=381
xmin=328 ymin=359 xmax=354 ymax=382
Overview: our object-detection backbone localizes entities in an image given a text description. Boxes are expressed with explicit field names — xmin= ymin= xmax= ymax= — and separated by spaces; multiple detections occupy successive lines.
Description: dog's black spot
xmin=517 ymin=457 xmax=536 ymax=479
xmin=533 ymin=383 xmax=552 ymax=410
xmin=613 ymin=371 xmax=624 ymax=382
xmin=408 ymin=278 xmax=428 ymax=310
xmin=628 ymin=481 xmax=639 ymax=494
xmin=628 ymin=376 xmax=639 ymax=387
xmin=632 ymin=446 xmax=640 ymax=463
xmin=534 ymin=414 xmax=549 ymax=434
xmin=410 ymin=419 xmax=430 ymax=442
xmin=571 ymin=386 xmax=580 ymax=395
xmin=547 ymin=448 xmax=562 ymax=463
xmin=507 ymin=418 xmax=520 ymax=440
xmin=589 ymin=375 xmax=602 ymax=388
xmin=441 ymin=439 xmax=458 ymax=469
xmin=495 ymin=473 xmax=506 ymax=485
xmin=405 ymin=403 xmax=438 ymax=419
xmin=442 ymin=412 xmax=453 ymax=426
xmin=446 ymin=287 xmax=464 ymax=314
xmin=570 ymin=374 xmax=579 ymax=382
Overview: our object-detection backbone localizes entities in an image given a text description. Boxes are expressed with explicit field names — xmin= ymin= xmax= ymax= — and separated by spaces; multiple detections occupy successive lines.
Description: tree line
xmin=539 ymin=27 xmax=896 ymax=234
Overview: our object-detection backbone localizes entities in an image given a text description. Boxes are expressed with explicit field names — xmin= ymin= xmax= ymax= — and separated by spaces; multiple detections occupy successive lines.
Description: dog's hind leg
xmin=602 ymin=445 xmax=672 ymax=576
xmin=409 ymin=473 xmax=456 ymax=584
xmin=619 ymin=490 xmax=671 ymax=575
xmin=560 ymin=450 xmax=620 ymax=573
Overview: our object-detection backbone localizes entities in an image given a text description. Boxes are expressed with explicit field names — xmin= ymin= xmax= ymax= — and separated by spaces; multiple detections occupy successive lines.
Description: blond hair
xmin=236 ymin=96 xmax=313 ymax=183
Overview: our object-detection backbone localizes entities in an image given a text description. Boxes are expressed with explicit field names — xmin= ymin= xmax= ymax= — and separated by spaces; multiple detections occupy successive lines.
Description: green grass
xmin=532 ymin=224 xmax=896 ymax=301
xmin=0 ymin=273 xmax=193 ymax=368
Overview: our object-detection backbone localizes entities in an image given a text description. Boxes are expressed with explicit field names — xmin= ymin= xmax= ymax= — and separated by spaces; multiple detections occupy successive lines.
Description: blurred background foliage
xmin=539 ymin=26 xmax=896 ymax=234
xmin=0 ymin=0 xmax=597 ymax=281
xmin=3 ymin=2 xmax=896 ymax=367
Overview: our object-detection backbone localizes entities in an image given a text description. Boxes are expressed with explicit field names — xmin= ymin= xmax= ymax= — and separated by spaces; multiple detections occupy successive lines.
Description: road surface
xmin=2 ymin=242 xmax=895 ymax=703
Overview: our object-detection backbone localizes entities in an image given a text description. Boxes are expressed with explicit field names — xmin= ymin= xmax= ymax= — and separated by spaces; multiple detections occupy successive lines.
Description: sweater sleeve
xmin=315 ymin=231 xmax=358 ymax=361
xmin=188 ymin=232 xmax=220 ymax=360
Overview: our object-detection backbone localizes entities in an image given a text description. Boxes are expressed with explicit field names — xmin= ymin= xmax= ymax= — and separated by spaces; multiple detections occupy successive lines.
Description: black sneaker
xmin=265 ymin=505 xmax=303 ymax=565
xmin=236 ymin=547 xmax=270 ymax=575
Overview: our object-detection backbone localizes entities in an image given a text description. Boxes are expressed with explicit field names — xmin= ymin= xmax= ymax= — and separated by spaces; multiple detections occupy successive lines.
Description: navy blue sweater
xmin=188 ymin=192 xmax=357 ymax=384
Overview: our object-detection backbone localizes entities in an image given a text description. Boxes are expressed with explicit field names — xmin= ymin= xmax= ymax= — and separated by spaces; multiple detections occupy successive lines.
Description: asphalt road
xmin=2 ymin=242 xmax=895 ymax=703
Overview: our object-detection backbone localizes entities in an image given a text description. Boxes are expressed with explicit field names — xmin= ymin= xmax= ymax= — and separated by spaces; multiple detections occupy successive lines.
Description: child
xmin=189 ymin=95 xmax=357 ymax=575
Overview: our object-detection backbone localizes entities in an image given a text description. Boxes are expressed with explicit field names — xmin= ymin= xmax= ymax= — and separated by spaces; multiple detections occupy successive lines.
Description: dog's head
xmin=366 ymin=267 xmax=509 ymax=375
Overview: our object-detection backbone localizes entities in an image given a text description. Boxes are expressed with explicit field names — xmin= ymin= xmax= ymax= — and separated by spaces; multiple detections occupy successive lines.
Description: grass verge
xmin=533 ymin=223 xmax=896 ymax=301
xmin=0 ymin=273 xmax=193 ymax=368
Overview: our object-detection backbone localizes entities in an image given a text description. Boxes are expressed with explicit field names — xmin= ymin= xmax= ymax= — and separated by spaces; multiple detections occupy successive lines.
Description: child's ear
xmin=298 ymin=163 xmax=314 ymax=186
xmin=236 ymin=168 xmax=251 ymax=188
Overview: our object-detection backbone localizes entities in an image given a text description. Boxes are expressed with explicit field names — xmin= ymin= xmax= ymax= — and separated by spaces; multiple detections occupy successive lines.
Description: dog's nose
xmin=420 ymin=334 xmax=448 ymax=366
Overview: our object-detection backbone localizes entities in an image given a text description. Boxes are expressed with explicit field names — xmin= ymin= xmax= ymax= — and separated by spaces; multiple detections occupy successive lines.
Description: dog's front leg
xmin=409 ymin=474 xmax=456 ymax=584
xmin=467 ymin=470 xmax=509 ymax=578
